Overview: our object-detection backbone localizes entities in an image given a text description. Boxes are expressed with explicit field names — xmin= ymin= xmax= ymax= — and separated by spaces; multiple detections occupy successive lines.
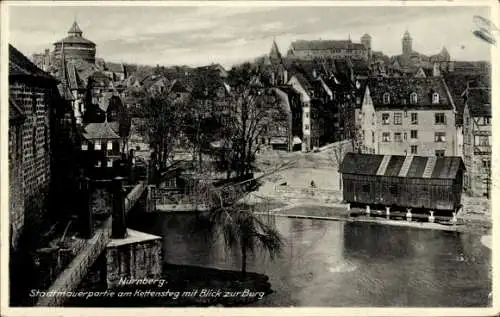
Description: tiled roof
xmin=272 ymin=88 xmax=291 ymax=114
xmin=340 ymin=153 xmax=464 ymax=179
xmin=98 ymin=93 xmax=114 ymax=112
xmin=466 ymin=88 xmax=491 ymax=117
xmin=443 ymin=73 xmax=480 ymax=124
xmin=54 ymin=35 xmax=96 ymax=46
xmin=9 ymin=44 xmax=56 ymax=81
xmin=291 ymin=72 xmax=313 ymax=91
xmin=83 ymin=121 xmax=121 ymax=140
xmin=365 ymin=77 xmax=452 ymax=109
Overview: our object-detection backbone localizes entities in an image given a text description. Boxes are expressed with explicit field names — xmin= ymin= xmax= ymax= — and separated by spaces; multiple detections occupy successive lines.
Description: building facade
xmin=463 ymin=88 xmax=491 ymax=197
xmin=287 ymin=38 xmax=368 ymax=61
xmin=9 ymin=44 xmax=61 ymax=247
xmin=358 ymin=77 xmax=457 ymax=156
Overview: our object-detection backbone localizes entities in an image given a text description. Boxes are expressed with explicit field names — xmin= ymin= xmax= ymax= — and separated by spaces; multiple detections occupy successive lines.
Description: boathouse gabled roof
xmin=340 ymin=153 xmax=465 ymax=180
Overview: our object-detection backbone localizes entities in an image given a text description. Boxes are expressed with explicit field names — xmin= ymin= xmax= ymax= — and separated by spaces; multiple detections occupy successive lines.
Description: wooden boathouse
xmin=339 ymin=153 xmax=465 ymax=217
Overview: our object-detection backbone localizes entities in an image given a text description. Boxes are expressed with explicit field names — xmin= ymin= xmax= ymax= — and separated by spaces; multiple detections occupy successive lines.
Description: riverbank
xmin=249 ymin=201 xmax=491 ymax=235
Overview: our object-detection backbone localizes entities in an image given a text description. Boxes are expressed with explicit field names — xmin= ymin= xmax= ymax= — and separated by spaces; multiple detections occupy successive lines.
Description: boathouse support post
xmin=111 ymin=177 xmax=127 ymax=239
xmin=428 ymin=210 xmax=435 ymax=223
xmin=406 ymin=208 xmax=412 ymax=221
xmin=385 ymin=206 xmax=390 ymax=217
xmin=451 ymin=211 xmax=458 ymax=224
xmin=365 ymin=205 xmax=370 ymax=215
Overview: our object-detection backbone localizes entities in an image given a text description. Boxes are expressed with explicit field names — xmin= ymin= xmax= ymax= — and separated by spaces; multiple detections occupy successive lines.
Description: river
xmin=128 ymin=212 xmax=491 ymax=307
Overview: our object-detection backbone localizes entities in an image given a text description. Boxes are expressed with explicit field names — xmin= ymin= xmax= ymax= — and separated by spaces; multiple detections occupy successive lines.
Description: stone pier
xmin=105 ymin=229 xmax=162 ymax=289
xmin=105 ymin=177 xmax=162 ymax=289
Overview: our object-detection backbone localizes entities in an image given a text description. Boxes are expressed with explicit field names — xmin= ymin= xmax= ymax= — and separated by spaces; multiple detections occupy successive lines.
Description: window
xmin=435 ymin=150 xmax=445 ymax=157
xmin=410 ymin=145 xmax=418 ymax=154
xmin=305 ymin=124 xmax=309 ymax=130
xmin=394 ymin=132 xmax=402 ymax=142
xmin=383 ymin=93 xmax=390 ymax=104
xmin=371 ymin=131 xmax=375 ymax=143
xmin=82 ymin=142 xmax=89 ymax=151
xmin=411 ymin=113 xmax=418 ymax=124
xmin=479 ymin=117 xmax=491 ymax=125
xmin=394 ymin=113 xmax=402 ymax=125
xmin=371 ymin=113 xmax=375 ymax=125
xmin=410 ymin=92 xmax=418 ymax=104
xmin=404 ymin=132 xmax=407 ymax=140
xmin=475 ymin=135 xmax=491 ymax=146
xmin=435 ymin=132 xmax=446 ymax=142
xmin=466 ymin=116 xmax=470 ymax=125
xmin=482 ymin=159 xmax=491 ymax=168
xmin=382 ymin=113 xmax=390 ymax=125
xmin=96 ymin=160 xmax=102 ymax=167
xmin=107 ymin=141 xmax=113 ymax=150
xmin=95 ymin=140 xmax=102 ymax=150
xmin=107 ymin=160 xmax=113 ymax=168
xmin=382 ymin=132 xmax=391 ymax=142
xmin=435 ymin=113 xmax=446 ymax=125
xmin=432 ymin=93 xmax=439 ymax=104
xmin=305 ymin=112 xmax=309 ymax=118
xmin=410 ymin=130 xmax=418 ymax=139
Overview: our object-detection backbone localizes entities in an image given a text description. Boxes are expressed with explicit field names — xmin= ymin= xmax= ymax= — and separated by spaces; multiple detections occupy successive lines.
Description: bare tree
xmin=138 ymin=91 xmax=186 ymax=169
xmin=327 ymin=141 xmax=352 ymax=190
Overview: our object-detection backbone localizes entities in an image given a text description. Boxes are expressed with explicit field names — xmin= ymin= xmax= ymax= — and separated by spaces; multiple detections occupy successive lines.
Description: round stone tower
xmin=53 ymin=21 xmax=96 ymax=64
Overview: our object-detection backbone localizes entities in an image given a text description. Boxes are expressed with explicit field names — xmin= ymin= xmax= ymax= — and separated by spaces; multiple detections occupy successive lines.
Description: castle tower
xmin=53 ymin=20 xmax=96 ymax=64
xmin=361 ymin=33 xmax=372 ymax=61
xmin=402 ymin=30 xmax=412 ymax=56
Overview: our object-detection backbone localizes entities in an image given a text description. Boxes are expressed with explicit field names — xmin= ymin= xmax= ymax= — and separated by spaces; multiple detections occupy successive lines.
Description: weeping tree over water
xmin=193 ymin=161 xmax=296 ymax=279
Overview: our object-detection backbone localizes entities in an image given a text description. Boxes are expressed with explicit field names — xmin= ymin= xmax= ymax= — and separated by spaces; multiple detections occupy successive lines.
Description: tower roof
xmin=68 ymin=21 xmax=83 ymax=36
xmin=403 ymin=30 xmax=412 ymax=39
xmin=54 ymin=21 xmax=95 ymax=46
xmin=361 ymin=33 xmax=371 ymax=39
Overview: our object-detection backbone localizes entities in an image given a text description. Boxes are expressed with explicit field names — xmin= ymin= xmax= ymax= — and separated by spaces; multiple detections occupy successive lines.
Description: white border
xmin=1 ymin=1 xmax=498 ymax=316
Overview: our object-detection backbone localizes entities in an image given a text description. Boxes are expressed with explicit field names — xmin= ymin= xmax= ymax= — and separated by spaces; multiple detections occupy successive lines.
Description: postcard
xmin=1 ymin=1 xmax=498 ymax=316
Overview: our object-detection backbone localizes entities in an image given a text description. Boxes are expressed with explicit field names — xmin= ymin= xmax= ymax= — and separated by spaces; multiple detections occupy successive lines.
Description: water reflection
xmin=130 ymin=213 xmax=491 ymax=307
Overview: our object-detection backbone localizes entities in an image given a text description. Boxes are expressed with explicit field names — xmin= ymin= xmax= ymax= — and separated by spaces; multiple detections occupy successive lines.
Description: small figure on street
xmin=310 ymin=180 xmax=316 ymax=188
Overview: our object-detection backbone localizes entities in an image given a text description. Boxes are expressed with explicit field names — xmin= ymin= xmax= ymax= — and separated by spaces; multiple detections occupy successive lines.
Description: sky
xmin=8 ymin=4 xmax=493 ymax=68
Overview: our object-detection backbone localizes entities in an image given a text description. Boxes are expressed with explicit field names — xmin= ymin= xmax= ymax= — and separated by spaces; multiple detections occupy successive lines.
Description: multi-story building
xmin=463 ymin=88 xmax=491 ymax=197
xmin=287 ymin=38 xmax=368 ymax=61
xmin=358 ymin=77 xmax=457 ymax=156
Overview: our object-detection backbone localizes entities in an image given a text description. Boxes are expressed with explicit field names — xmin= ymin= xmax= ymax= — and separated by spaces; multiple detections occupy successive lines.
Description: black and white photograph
xmin=1 ymin=0 xmax=497 ymax=314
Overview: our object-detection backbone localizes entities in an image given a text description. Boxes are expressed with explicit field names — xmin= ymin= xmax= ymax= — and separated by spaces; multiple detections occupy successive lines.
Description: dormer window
xmin=383 ymin=93 xmax=390 ymax=104
xmin=432 ymin=92 xmax=439 ymax=104
xmin=410 ymin=92 xmax=418 ymax=104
